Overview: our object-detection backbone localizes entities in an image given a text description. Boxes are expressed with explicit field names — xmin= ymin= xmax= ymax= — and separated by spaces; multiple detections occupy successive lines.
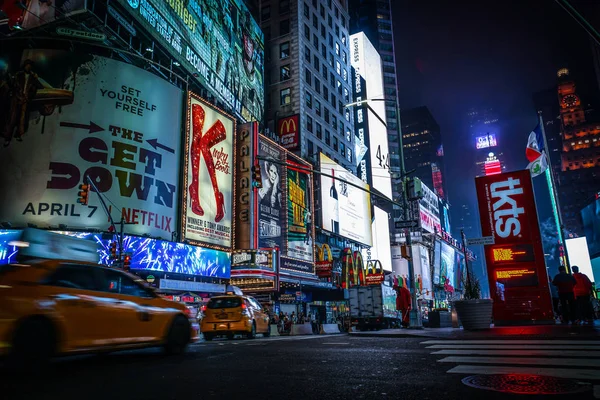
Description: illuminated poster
xmin=418 ymin=181 xmax=441 ymax=234
xmin=440 ymin=242 xmax=455 ymax=289
xmin=183 ymin=94 xmax=235 ymax=249
xmin=286 ymin=158 xmax=313 ymax=262
xmin=476 ymin=134 xmax=498 ymax=149
xmin=115 ymin=0 xmax=264 ymax=122
xmin=0 ymin=0 xmax=85 ymax=33
xmin=257 ymin=138 xmax=284 ymax=249
xmin=0 ymin=50 xmax=182 ymax=240
xmin=419 ymin=244 xmax=432 ymax=299
xmin=495 ymin=267 xmax=538 ymax=288
xmin=433 ymin=240 xmax=442 ymax=285
xmin=277 ymin=115 xmax=300 ymax=151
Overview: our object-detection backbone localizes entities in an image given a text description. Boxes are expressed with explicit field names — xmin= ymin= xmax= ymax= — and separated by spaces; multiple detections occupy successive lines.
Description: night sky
xmin=392 ymin=0 xmax=600 ymax=223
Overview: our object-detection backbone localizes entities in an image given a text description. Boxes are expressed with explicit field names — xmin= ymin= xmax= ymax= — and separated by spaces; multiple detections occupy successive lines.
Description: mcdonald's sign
xmin=341 ymin=248 xmax=365 ymax=288
xmin=364 ymin=260 xmax=385 ymax=285
xmin=315 ymin=243 xmax=333 ymax=278
xmin=277 ymin=114 xmax=300 ymax=151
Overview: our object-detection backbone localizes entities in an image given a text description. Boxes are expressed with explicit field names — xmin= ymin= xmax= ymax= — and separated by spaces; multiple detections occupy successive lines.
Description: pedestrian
xmin=552 ymin=266 xmax=577 ymax=324
xmin=393 ymin=283 xmax=412 ymax=328
xmin=309 ymin=312 xmax=317 ymax=334
xmin=572 ymin=266 xmax=593 ymax=325
xmin=549 ymin=277 xmax=560 ymax=321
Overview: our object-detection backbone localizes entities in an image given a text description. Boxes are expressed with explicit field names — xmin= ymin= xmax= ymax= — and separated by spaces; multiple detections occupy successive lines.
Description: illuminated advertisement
xmin=484 ymin=159 xmax=502 ymax=176
xmin=475 ymin=169 xmax=553 ymax=324
xmin=433 ymin=240 xmax=442 ymax=285
xmin=0 ymin=0 xmax=85 ymax=32
xmin=231 ymin=249 xmax=273 ymax=271
xmin=476 ymin=134 xmax=498 ymax=149
xmin=0 ymin=230 xmax=21 ymax=264
xmin=455 ymin=250 xmax=466 ymax=290
xmin=0 ymin=229 xmax=231 ymax=278
xmin=0 ymin=50 xmax=182 ymax=240
xmin=183 ymin=93 xmax=235 ymax=249
xmin=352 ymin=69 xmax=370 ymax=184
xmin=319 ymin=153 xmax=372 ymax=246
xmin=566 ymin=237 xmax=594 ymax=279
xmin=411 ymin=244 xmax=432 ymax=299
xmin=581 ymin=197 xmax=600 ymax=258
xmin=234 ymin=123 xmax=256 ymax=249
xmin=277 ymin=115 xmax=300 ymax=151
xmin=286 ymin=156 xmax=314 ymax=263
xmin=115 ymin=0 xmax=264 ymax=122
xmin=431 ymin=162 xmax=444 ymax=199
xmin=440 ymin=241 xmax=455 ymax=290
xmin=350 ymin=32 xmax=392 ymax=198
xmin=257 ymin=138 xmax=285 ymax=249
xmin=418 ymin=181 xmax=441 ymax=234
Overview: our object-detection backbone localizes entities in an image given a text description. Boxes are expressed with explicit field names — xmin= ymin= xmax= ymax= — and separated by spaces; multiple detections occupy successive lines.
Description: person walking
xmin=393 ymin=283 xmax=412 ymax=328
xmin=572 ymin=266 xmax=593 ymax=325
xmin=552 ymin=266 xmax=577 ymax=324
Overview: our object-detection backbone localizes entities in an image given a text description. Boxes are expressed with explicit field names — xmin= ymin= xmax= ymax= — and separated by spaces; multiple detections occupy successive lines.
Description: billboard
xmin=0 ymin=0 xmax=85 ymax=32
xmin=440 ymin=241 xmax=455 ymax=289
xmin=433 ymin=240 xmax=442 ymax=285
xmin=362 ymin=206 xmax=392 ymax=271
xmin=286 ymin=156 xmax=314 ymax=263
xmin=566 ymin=237 xmax=594 ymax=280
xmin=484 ymin=159 xmax=502 ymax=176
xmin=115 ymin=0 xmax=264 ymax=122
xmin=412 ymin=243 xmax=432 ymax=299
xmin=352 ymin=69 xmax=370 ymax=184
xmin=350 ymin=32 xmax=392 ymax=198
xmin=581 ymin=197 xmax=600 ymax=258
xmin=257 ymin=138 xmax=285 ymax=249
xmin=319 ymin=153 xmax=372 ymax=246
xmin=277 ymin=115 xmax=300 ymax=151
xmin=475 ymin=169 xmax=553 ymax=324
xmin=418 ymin=181 xmax=441 ymax=234
xmin=183 ymin=93 xmax=235 ymax=249
xmin=234 ymin=122 xmax=256 ymax=249
xmin=0 ymin=50 xmax=183 ymax=240
xmin=476 ymin=134 xmax=498 ymax=149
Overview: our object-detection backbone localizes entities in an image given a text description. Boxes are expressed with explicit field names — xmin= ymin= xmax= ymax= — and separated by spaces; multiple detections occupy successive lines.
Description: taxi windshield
xmin=207 ymin=297 xmax=242 ymax=309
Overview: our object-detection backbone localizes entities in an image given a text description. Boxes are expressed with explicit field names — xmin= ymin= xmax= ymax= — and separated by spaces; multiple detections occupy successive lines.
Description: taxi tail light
xmin=241 ymin=303 xmax=250 ymax=316
xmin=201 ymin=305 xmax=207 ymax=312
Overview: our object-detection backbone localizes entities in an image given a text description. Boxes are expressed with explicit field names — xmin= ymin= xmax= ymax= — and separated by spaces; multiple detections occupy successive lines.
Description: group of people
xmin=551 ymin=265 xmax=596 ymax=325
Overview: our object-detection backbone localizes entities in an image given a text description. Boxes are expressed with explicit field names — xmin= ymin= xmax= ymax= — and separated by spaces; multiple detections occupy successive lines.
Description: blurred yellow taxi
xmin=0 ymin=259 xmax=200 ymax=364
xmin=200 ymin=295 xmax=270 ymax=340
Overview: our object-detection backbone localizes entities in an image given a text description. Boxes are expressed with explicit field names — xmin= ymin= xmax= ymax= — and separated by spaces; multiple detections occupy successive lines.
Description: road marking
xmin=427 ymin=344 xmax=600 ymax=350
xmin=432 ymin=349 xmax=600 ymax=357
xmin=438 ymin=356 xmax=600 ymax=368
xmin=447 ymin=365 xmax=600 ymax=381
xmin=322 ymin=342 xmax=349 ymax=345
xmin=421 ymin=340 xmax=600 ymax=345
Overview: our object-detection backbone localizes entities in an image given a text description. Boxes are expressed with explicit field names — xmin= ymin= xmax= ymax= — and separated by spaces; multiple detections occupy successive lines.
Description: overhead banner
xmin=257 ymin=138 xmax=285 ymax=249
xmin=183 ymin=93 xmax=235 ymax=249
xmin=319 ymin=153 xmax=372 ymax=246
xmin=475 ymin=169 xmax=553 ymax=325
xmin=115 ymin=0 xmax=264 ymax=122
xmin=0 ymin=50 xmax=182 ymax=240
xmin=286 ymin=156 xmax=314 ymax=263
xmin=277 ymin=115 xmax=300 ymax=151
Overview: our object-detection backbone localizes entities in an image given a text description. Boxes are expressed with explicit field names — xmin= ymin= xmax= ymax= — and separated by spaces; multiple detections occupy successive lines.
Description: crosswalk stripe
xmin=447 ymin=365 xmax=600 ymax=381
xmin=421 ymin=340 xmax=600 ymax=345
xmin=427 ymin=344 xmax=600 ymax=350
xmin=432 ymin=349 xmax=600 ymax=357
xmin=438 ymin=356 xmax=600 ymax=368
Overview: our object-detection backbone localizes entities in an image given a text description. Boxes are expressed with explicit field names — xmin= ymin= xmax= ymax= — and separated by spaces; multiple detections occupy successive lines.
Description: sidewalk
xmin=349 ymin=321 xmax=600 ymax=340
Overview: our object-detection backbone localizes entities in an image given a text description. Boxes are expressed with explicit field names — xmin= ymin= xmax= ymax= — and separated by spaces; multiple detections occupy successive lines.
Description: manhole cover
xmin=461 ymin=374 xmax=591 ymax=395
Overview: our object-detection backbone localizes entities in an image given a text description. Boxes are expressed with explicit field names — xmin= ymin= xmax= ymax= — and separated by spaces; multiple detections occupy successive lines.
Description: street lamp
xmin=344 ymin=98 xmax=422 ymax=328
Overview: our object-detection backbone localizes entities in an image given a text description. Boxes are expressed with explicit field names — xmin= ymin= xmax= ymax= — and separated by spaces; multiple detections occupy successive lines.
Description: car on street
xmin=200 ymin=295 xmax=270 ymax=340
xmin=0 ymin=259 xmax=200 ymax=365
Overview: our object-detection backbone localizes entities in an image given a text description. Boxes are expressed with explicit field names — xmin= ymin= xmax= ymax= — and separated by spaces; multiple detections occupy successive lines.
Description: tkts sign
xmin=277 ymin=115 xmax=300 ymax=151
xmin=475 ymin=170 xmax=553 ymax=325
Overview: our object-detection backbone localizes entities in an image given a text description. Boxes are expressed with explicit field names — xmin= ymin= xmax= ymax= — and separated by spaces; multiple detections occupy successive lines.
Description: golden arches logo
xmin=315 ymin=243 xmax=333 ymax=262
xmin=341 ymin=248 xmax=366 ymax=288
xmin=279 ymin=118 xmax=297 ymax=134
xmin=364 ymin=260 xmax=385 ymax=285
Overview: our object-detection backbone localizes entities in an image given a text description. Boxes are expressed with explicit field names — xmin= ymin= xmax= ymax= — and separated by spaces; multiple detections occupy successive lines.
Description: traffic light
xmin=110 ymin=241 xmax=117 ymax=260
xmin=251 ymin=163 xmax=262 ymax=188
xmin=123 ymin=254 xmax=131 ymax=272
xmin=77 ymin=183 xmax=90 ymax=205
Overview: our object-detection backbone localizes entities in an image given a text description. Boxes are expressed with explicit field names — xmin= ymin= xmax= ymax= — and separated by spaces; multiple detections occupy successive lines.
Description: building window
xmin=324 ymin=108 xmax=330 ymax=123
xmin=306 ymin=115 xmax=313 ymax=132
xmin=332 ymin=113 xmax=337 ymax=128
xmin=335 ymin=24 xmax=339 ymax=37
xmin=280 ymin=19 xmax=290 ymax=35
xmin=316 ymin=123 xmax=322 ymax=139
xmin=336 ymin=61 xmax=341 ymax=75
xmin=314 ymin=78 xmax=321 ymax=94
xmin=323 ymin=86 xmax=329 ymax=101
xmin=344 ymin=88 xmax=349 ymax=102
xmin=305 ymin=68 xmax=312 ymax=85
xmin=313 ymin=54 xmax=319 ymax=70
xmin=320 ymin=23 xmax=326 ymax=38
xmin=304 ymin=24 xmax=310 ymax=39
xmin=305 ymin=91 xmax=312 ymax=108
xmin=280 ymin=42 xmax=290 ymax=59
xmin=280 ymin=65 xmax=291 ymax=81
xmin=333 ymin=136 xmax=338 ymax=151
xmin=308 ymin=140 xmax=314 ymax=157
xmin=340 ymin=142 xmax=345 ymax=157
xmin=261 ymin=6 xmax=271 ymax=21
xmin=346 ymin=129 xmax=351 ymax=142
xmin=303 ymin=2 xmax=309 ymax=17
xmin=322 ymin=64 xmax=328 ymax=79
xmin=315 ymin=99 xmax=321 ymax=116
xmin=312 ymin=13 xmax=318 ymax=28
xmin=328 ymin=33 xmax=333 ymax=47
xmin=328 ymin=14 xmax=332 ymax=27
xmin=335 ymin=42 xmax=340 ymax=55
xmin=280 ymin=88 xmax=291 ymax=105
xmin=342 ymin=68 xmax=347 ymax=82
xmin=320 ymin=4 xmax=325 ymax=17
xmin=346 ymin=147 xmax=352 ymax=163
xmin=305 ymin=46 xmax=311 ymax=62
xmin=325 ymin=130 xmax=331 ymax=145
xmin=341 ymin=34 xmax=346 ymax=45
xmin=334 ymin=5 xmax=339 ymax=18
xmin=313 ymin=34 xmax=319 ymax=48
xmin=342 ymin=51 xmax=347 ymax=63
xmin=280 ymin=0 xmax=290 ymax=14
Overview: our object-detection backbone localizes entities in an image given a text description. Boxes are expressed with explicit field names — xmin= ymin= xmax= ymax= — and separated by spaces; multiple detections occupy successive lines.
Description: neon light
xmin=545 ymin=168 xmax=566 ymax=266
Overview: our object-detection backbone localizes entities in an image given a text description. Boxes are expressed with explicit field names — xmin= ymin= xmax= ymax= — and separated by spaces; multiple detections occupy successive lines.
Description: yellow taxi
xmin=200 ymin=295 xmax=270 ymax=340
xmin=0 ymin=259 xmax=200 ymax=364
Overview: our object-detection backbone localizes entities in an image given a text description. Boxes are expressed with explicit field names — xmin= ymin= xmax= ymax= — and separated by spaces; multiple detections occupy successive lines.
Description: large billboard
xmin=115 ymin=0 xmax=264 ymax=122
xmin=319 ymin=153 xmax=372 ymax=246
xmin=581 ymin=197 xmax=600 ymax=258
xmin=440 ymin=241 xmax=455 ymax=289
xmin=419 ymin=180 xmax=441 ymax=234
xmin=257 ymin=138 xmax=285 ymax=249
xmin=0 ymin=0 xmax=85 ymax=32
xmin=566 ymin=237 xmax=594 ymax=280
xmin=286 ymin=156 xmax=314 ymax=263
xmin=234 ymin=122 xmax=256 ymax=249
xmin=0 ymin=50 xmax=183 ymax=240
xmin=476 ymin=134 xmax=498 ymax=149
xmin=350 ymin=32 xmax=392 ymax=199
xmin=475 ymin=169 xmax=554 ymax=324
xmin=183 ymin=93 xmax=235 ymax=250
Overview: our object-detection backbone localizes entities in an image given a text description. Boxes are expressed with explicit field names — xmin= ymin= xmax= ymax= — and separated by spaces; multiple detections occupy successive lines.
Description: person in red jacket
xmin=572 ymin=266 xmax=593 ymax=324
xmin=394 ymin=284 xmax=412 ymax=328
xmin=552 ymin=266 xmax=577 ymax=324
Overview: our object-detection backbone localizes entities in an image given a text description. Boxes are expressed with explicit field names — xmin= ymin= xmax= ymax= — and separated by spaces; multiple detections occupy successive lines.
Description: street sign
xmin=395 ymin=220 xmax=419 ymax=229
xmin=56 ymin=27 xmax=107 ymax=42
xmin=467 ymin=236 xmax=495 ymax=246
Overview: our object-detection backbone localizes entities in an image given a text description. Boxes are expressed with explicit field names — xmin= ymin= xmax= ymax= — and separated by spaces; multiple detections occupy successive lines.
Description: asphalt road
xmin=1 ymin=334 xmax=598 ymax=400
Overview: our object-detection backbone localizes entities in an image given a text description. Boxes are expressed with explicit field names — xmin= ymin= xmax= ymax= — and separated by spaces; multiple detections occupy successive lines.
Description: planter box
xmin=454 ymin=299 xmax=493 ymax=330
xmin=428 ymin=311 xmax=453 ymax=328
